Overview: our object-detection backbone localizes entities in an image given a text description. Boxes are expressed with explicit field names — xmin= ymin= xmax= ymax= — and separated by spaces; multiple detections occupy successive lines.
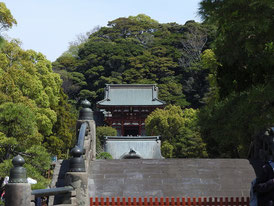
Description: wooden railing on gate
xmin=90 ymin=197 xmax=250 ymax=206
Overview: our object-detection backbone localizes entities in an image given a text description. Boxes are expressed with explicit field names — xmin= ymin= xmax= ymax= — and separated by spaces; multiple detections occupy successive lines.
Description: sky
xmin=3 ymin=0 xmax=202 ymax=62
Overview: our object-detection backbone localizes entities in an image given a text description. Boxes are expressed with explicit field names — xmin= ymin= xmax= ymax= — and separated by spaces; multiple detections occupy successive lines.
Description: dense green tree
xmin=0 ymin=2 xmax=17 ymax=32
xmin=0 ymin=132 xmax=17 ymax=162
xmin=199 ymin=0 xmax=274 ymax=97
xmin=0 ymin=2 xmax=16 ymax=47
xmin=200 ymin=49 xmax=220 ymax=103
xmin=0 ymin=3 xmax=74 ymax=190
xmin=0 ymin=39 xmax=76 ymax=187
xmin=198 ymin=0 xmax=274 ymax=158
xmin=0 ymin=103 xmax=40 ymax=149
xmin=177 ymin=21 xmax=216 ymax=108
xmin=0 ymin=40 xmax=76 ymax=156
xmin=199 ymin=80 xmax=274 ymax=158
xmin=47 ymin=90 xmax=76 ymax=157
xmin=53 ymin=15 xmax=214 ymax=108
xmin=145 ymin=105 xmax=208 ymax=158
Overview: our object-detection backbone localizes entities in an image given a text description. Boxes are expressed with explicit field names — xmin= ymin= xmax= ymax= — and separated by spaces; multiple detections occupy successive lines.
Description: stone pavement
xmin=88 ymin=159 xmax=255 ymax=198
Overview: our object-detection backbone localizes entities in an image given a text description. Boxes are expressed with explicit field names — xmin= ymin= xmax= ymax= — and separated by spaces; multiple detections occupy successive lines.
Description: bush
xmin=96 ymin=126 xmax=117 ymax=153
xmin=161 ymin=141 xmax=174 ymax=158
xmin=146 ymin=105 xmax=208 ymax=158
xmin=96 ymin=152 xmax=113 ymax=159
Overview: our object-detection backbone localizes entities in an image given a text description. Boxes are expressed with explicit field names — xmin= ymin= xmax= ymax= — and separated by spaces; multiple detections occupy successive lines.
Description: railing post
xmin=63 ymin=145 xmax=88 ymax=206
xmin=77 ymin=99 xmax=96 ymax=162
xmin=69 ymin=146 xmax=86 ymax=172
xmin=5 ymin=155 xmax=31 ymax=206
xmin=78 ymin=99 xmax=93 ymax=120
xmin=63 ymin=99 xmax=95 ymax=206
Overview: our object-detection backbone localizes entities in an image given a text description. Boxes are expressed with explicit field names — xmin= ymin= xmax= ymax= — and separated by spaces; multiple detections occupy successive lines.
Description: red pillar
xmin=121 ymin=120 xmax=124 ymax=136
xmin=138 ymin=121 xmax=141 ymax=135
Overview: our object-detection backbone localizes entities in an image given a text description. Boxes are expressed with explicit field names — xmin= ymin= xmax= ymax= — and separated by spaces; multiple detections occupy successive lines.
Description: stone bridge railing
xmin=5 ymin=100 xmax=96 ymax=206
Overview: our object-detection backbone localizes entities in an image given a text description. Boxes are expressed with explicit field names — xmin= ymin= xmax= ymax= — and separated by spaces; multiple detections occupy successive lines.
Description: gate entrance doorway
xmin=123 ymin=126 xmax=139 ymax=136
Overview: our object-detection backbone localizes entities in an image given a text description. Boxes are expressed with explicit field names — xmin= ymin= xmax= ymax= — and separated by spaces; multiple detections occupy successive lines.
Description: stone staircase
xmin=88 ymin=159 xmax=255 ymax=198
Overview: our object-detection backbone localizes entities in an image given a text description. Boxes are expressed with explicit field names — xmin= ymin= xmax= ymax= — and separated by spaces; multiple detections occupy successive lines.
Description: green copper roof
xmin=104 ymin=136 xmax=163 ymax=159
xmin=97 ymin=84 xmax=165 ymax=106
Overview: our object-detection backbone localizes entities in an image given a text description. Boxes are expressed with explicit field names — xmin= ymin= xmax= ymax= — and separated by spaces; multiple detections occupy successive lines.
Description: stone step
xmin=88 ymin=159 xmax=255 ymax=198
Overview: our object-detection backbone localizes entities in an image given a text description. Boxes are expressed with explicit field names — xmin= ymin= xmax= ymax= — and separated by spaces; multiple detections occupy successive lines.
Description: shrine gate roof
xmin=104 ymin=136 xmax=163 ymax=159
xmin=97 ymin=84 xmax=165 ymax=107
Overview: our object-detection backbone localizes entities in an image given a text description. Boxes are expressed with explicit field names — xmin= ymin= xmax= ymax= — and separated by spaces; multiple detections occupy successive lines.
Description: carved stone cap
xmin=9 ymin=155 xmax=28 ymax=183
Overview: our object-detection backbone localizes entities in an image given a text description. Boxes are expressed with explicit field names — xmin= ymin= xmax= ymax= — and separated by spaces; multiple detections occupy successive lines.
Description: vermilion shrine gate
xmin=97 ymin=84 xmax=165 ymax=136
